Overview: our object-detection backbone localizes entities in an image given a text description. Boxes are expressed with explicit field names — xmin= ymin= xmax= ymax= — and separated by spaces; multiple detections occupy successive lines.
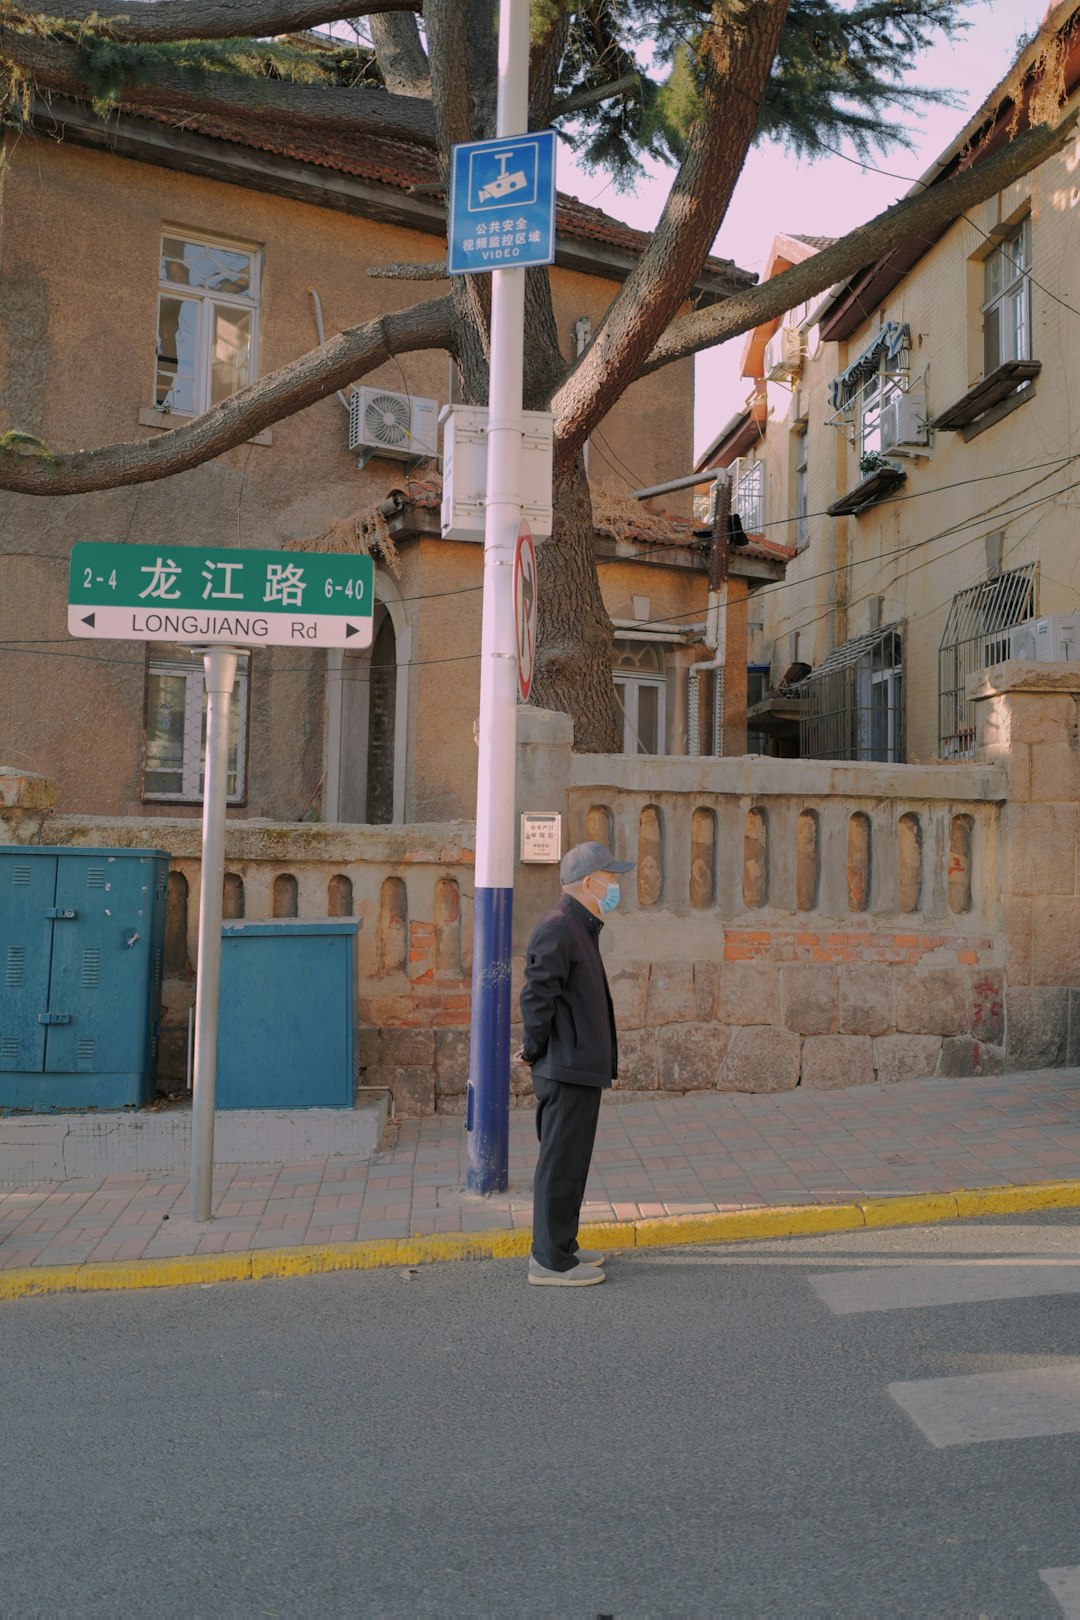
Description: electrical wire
xmin=7 ymin=457 xmax=1080 ymax=673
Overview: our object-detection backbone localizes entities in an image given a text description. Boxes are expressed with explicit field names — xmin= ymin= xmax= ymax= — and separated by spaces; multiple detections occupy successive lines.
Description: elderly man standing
xmin=517 ymin=840 xmax=634 ymax=1287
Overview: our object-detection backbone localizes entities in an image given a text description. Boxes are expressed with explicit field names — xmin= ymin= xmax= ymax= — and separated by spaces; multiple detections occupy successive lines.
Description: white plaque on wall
xmin=520 ymin=812 xmax=562 ymax=864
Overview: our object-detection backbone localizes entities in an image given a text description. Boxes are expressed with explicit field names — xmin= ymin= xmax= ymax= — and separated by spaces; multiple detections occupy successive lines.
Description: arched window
xmin=325 ymin=584 xmax=409 ymax=825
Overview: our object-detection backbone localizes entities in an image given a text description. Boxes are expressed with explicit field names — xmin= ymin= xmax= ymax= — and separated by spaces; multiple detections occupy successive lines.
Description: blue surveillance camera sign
xmin=448 ymin=130 xmax=556 ymax=275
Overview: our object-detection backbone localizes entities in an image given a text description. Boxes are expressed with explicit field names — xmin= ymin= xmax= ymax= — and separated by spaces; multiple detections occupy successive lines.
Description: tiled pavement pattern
xmin=3 ymin=1069 xmax=1080 ymax=1269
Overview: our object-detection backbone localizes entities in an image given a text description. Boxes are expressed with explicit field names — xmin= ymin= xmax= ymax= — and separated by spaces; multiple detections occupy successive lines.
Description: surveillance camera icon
xmin=476 ymin=151 xmax=528 ymax=204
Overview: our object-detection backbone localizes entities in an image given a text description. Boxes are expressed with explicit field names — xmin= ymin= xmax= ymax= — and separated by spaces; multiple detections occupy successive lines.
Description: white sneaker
xmin=528 ymin=1257 xmax=606 ymax=1286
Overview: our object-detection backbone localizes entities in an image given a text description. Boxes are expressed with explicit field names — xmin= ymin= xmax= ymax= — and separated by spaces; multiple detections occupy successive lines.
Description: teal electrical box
xmin=216 ymin=919 xmax=359 ymax=1109
xmin=0 ymin=846 xmax=170 ymax=1111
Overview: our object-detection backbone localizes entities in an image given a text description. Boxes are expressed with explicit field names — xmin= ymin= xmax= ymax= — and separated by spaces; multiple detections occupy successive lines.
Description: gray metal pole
xmin=190 ymin=646 xmax=239 ymax=1223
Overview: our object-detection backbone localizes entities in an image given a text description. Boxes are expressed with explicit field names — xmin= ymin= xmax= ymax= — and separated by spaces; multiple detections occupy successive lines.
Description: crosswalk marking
xmin=809 ymin=1260 xmax=1080 ymax=1316
xmin=1040 ymin=1567 xmax=1080 ymax=1618
xmin=888 ymin=1363 xmax=1080 ymax=1448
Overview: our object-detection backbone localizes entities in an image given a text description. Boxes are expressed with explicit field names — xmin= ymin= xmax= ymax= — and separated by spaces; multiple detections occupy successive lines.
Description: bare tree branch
xmin=367 ymin=261 xmax=448 ymax=279
xmin=0 ymin=297 xmax=454 ymax=495
xmin=1 ymin=0 xmax=419 ymax=44
xmin=0 ymin=26 xmax=438 ymax=147
xmin=550 ymin=71 xmax=639 ymax=120
xmin=549 ymin=0 xmax=790 ymax=464
xmin=641 ymin=111 xmax=1079 ymax=375
xmin=369 ymin=11 xmax=430 ymax=98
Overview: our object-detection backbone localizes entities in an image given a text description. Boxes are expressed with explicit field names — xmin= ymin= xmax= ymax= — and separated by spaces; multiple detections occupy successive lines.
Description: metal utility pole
xmin=466 ymin=0 xmax=529 ymax=1194
xmin=190 ymin=646 xmax=239 ymax=1222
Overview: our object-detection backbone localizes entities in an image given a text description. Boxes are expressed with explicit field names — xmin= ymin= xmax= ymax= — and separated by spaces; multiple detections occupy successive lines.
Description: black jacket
xmin=519 ymin=894 xmax=617 ymax=1087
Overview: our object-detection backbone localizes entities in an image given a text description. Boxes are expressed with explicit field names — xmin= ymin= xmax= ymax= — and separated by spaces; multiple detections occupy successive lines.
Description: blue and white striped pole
xmin=466 ymin=0 xmax=528 ymax=1194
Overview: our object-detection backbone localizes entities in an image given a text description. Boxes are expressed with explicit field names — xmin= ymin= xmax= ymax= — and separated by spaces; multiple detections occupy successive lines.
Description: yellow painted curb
xmin=5 ymin=1178 xmax=1080 ymax=1301
xmin=859 ymin=1193 xmax=960 ymax=1228
xmin=953 ymin=1179 xmax=1080 ymax=1218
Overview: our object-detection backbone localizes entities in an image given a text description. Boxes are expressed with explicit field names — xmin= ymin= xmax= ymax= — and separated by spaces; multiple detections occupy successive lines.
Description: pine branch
xmin=0 ymin=24 xmax=438 ymax=145
xmin=640 ymin=110 xmax=1078 ymax=375
xmin=0 ymin=297 xmax=454 ymax=495
xmin=0 ymin=1 xmax=420 ymax=45
xmin=550 ymin=0 xmax=789 ymax=463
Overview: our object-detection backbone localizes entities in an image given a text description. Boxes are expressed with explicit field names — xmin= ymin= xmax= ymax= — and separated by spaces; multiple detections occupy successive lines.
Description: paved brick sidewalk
xmin=3 ymin=1068 xmax=1080 ymax=1270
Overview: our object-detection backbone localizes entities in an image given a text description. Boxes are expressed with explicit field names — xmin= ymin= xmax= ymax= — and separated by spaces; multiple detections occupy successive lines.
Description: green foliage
xmin=0 ymin=4 xmax=379 ymax=125
xmin=758 ymin=0 xmax=968 ymax=160
xmin=0 ymin=430 xmax=51 ymax=459
xmin=556 ymin=0 xmax=972 ymax=183
xmin=77 ymin=37 xmax=340 ymax=114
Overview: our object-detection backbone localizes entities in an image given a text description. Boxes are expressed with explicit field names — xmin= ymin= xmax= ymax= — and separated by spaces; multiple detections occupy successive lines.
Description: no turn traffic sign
xmin=513 ymin=521 xmax=537 ymax=702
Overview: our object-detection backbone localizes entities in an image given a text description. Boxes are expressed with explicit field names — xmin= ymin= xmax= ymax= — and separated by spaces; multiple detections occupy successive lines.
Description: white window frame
xmin=983 ymin=216 xmax=1032 ymax=372
xmin=614 ymin=672 xmax=666 ymax=755
xmin=144 ymin=649 xmax=250 ymax=804
xmin=154 ymin=230 xmax=261 ymax=418
xmin=851 ymin=641 xmax=903 ymax=763
xmin=733 ymin=456 xmax=765 ymax=534
xmin=857 ymin=354 xmax=904 ymax=460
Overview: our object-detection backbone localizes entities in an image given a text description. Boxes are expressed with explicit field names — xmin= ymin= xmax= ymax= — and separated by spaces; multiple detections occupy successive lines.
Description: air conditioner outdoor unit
xmin=1009 ymin=614 xmax=1080 ymax=662
xmin=879 ymin=387 xmax=930 ymax=457
xmin=440 ymin=404 xmax=554 ymax=540
xmin=764 ymin=323 xmax=804 ymax=382
xmin=348 ymin=387 xmax=439 ymax=467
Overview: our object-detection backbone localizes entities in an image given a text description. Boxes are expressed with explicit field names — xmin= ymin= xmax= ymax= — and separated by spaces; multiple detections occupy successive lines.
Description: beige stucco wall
xmin=0 ymin=130 xmax=698 ymax=820
xmin=734 ymin=116 xmax=1080 ymax=762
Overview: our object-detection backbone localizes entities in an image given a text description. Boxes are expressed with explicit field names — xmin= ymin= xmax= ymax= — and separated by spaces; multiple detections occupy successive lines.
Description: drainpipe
xmin=687 ymin=474 xmax=729 ymax=756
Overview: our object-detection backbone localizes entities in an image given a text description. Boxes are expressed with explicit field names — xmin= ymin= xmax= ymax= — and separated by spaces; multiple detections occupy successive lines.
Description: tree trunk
xmin=9 ymin=0 xmax=419 ymax=41
xmin=531 ymin=454 xmax=622 ymax=753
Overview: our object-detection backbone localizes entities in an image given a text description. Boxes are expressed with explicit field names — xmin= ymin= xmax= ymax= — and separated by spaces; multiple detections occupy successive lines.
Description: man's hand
xmin=514 ymin=1047 xmax=531 ymax=1065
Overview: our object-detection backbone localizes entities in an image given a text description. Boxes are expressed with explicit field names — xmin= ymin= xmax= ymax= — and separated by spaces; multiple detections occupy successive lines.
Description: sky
xmin=558 ymin=0 xmax=1052 ymax=464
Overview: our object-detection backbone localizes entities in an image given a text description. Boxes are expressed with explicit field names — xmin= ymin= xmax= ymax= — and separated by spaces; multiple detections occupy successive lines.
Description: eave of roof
xmin=820 ymin=0 xmax=1080 ymax=343
xmin=695 ymin=408 xmax=762 ymax=470
xmin=23 ymin=99 xmax=755 ymax=300
xmin=738 ymin=233 xmax=825 ymax=379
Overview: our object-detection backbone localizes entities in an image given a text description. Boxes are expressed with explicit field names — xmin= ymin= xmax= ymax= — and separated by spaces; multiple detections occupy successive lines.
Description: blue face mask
xmin=593 ymin=878 xmax=620 ymax=915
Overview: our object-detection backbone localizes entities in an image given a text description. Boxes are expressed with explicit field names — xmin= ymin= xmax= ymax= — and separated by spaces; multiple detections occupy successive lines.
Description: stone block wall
xmin=971 ymin=662 xmax=1080 ymax=1072
xmin=6 ymin=668 xmax=1080 ymax=1115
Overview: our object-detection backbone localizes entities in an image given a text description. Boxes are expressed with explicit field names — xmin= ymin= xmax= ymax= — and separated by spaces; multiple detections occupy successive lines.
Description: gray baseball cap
xmin=559 ymin=840 xmax=635 ymax=884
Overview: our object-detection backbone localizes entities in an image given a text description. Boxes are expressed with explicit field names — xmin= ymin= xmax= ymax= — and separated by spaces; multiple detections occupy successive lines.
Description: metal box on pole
xmin=440 ymin=405 xmax=554 ymax=540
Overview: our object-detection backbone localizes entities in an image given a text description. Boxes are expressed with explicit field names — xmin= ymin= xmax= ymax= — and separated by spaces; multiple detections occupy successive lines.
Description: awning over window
xmin=828 ymin=322 xmax=911 ymax=410
xmin=801 ymin=622 xmax=904 ymax=683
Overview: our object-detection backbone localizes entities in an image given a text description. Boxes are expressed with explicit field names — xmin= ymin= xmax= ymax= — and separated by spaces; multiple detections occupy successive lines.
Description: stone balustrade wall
xmin=549 ymin=748 xmax=1007 ymax=1096
xmin=4 ymin=662 xmax=1079 ymax=1114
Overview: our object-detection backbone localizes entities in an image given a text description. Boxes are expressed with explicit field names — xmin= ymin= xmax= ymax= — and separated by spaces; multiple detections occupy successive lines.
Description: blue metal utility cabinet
xmin=216 ymin=919 xmax=359 ymax=1109
xmin=0 ymin=846 xmax=170 ymax=1111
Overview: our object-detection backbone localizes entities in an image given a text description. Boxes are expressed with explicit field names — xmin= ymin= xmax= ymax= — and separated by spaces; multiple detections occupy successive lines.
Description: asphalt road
xmin=5 ymin=1213 xmax=1080 ymax=1618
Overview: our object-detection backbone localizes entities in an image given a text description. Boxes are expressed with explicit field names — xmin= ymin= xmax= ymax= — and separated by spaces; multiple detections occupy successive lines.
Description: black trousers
xmin=531 ymin=1075 xmax=603 ymax=1271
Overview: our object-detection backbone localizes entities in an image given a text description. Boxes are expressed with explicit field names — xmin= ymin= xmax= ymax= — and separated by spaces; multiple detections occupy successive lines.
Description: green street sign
xmin=68 ymin=542 xmax=374 ymax=649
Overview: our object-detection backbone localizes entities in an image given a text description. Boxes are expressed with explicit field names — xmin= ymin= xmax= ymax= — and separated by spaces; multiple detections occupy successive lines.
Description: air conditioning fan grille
xmin=364 ymin=392 xmax=413 ymax=448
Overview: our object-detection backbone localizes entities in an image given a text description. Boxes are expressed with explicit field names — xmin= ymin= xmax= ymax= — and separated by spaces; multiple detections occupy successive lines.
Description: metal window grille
xmin=733 ymin=458 xmax=764 ymax=533
xmin=937 ymin=563 xmax=1038 ymax=759
xmin=800 ymin=625 xmax=905 ymax=762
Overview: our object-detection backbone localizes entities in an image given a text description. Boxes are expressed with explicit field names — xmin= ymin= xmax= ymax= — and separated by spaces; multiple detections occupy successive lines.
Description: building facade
xmin=0 ymin=99 xmax=753 ymax=826
xmin=697 ymin=7 xmax=1080 ymax=768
